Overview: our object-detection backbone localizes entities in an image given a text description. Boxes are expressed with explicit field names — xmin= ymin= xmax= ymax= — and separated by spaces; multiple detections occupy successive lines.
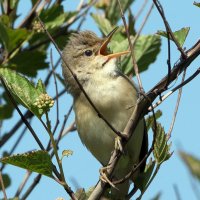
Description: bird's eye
xmin=84 ymin=50 xmax=93 ymax=56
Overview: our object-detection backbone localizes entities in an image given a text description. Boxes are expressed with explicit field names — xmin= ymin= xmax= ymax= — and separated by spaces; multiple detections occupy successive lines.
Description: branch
xmin=88 ymin=38 xmax=200 ymax=200
xmin=117 ymin=0 xmax=144 ymax=92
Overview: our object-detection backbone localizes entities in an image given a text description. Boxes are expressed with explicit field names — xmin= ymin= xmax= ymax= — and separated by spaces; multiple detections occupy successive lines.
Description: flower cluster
xmin=32 ymin=20 xmax=44 ymax=33
xmin=34 ymin=93 xmax=54 ymax=112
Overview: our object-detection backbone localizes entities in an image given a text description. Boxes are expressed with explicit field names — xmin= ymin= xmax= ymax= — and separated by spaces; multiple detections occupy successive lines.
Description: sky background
xmin=1 ymin=0 xmax=200 ymax=200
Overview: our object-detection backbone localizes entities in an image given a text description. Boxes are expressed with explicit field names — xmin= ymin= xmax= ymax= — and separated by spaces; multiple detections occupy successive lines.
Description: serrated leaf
xmin=157 ymin=27 xmax=190 ymax=47
xmin=0 ymin=150 xmax=53 ymax=177
xmin=120 ymin=35 xmax=161 ymax=75
xmin=146 ymin=110 xmax=162 ymax=131
xmin=91 ymin=13 xmax=113 ymax=36
xmin=0 ymin=173 xmax=11 ymax=190
xmin=180 ymin=151 xmax=200 ymax=180
xmin=0 ymin=68 xmax=52 ymax=118
xmin=135 ymin=159 xmax=156 ymax=191
xmin=8 ymin=50 xmax=48 ymax=77
xmin=153 ymin=122 xmax=172 ymax=164
xmin=194 ymin=2 xmax=200 ymax=8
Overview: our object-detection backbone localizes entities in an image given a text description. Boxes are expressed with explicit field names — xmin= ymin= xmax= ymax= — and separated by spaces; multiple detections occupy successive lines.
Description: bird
xmin=62 ymin=28 xmax=148 ymax=199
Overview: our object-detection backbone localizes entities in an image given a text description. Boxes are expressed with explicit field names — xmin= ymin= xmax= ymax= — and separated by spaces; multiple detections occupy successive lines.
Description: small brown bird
xmin=62 ymin=28 xmax=148 ymax=199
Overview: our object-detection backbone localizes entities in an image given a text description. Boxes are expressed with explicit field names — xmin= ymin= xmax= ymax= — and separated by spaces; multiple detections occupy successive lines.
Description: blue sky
xmin=1 ymin=0 xmax=200 ymax=200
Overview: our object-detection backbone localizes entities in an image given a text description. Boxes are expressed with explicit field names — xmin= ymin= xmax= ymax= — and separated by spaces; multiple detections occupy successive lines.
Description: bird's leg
xmin=99 ymin=166 xmax=117 ymax=189
xmin=115 ymin=136 xmax=124 ymax=153
xmin=99 ymin=136 xmax=124 ymax=190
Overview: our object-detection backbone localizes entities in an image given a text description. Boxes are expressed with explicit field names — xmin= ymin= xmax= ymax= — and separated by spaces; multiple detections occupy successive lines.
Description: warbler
xmin=62 ymin=28 xmax=148 ymax=199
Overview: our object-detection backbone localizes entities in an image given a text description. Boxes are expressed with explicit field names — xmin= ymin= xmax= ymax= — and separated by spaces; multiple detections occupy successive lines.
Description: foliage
xmin=0 ymin=150 xmax=53 ymax=177
xmin=0 ymin=0 xmax=196 ymax=200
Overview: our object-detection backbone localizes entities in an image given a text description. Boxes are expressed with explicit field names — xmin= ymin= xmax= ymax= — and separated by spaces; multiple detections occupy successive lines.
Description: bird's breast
xmin=74 ymin=74 xmax=142 ymax=167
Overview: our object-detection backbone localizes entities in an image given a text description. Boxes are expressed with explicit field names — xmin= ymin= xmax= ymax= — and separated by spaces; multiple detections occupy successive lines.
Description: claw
xmin=115 ymin=136 xmax=124 ymax=153
xmin=99 ymin=166 xmax=118 ymax=190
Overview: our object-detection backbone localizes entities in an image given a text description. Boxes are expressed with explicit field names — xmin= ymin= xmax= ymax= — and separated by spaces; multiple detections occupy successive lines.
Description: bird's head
xmin=62 ymin=28 xmax=130 ymax=96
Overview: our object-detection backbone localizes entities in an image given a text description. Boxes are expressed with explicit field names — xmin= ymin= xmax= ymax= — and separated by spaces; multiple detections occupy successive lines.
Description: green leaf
xmin=0 ymin=103 xmax=13 ymax=120
xmin=135 ymin=159 xmax=156 ymax=191
xmin=0 ymin=91 xmax=14 ymax=120
xmin=0 ymin=68 xmax=53 ymax=118
xmin=157 ymin=27 xmax=190 ymax=47
xmin=0 ymin=22 xmax=29 ymax=53
xmin=8 ymin=50 xmax=49 ymax=77
xmin=39 ymin=5 xmax=77 ymax=29
xmin=194 ymin=2 xmax=200 ymax=8
xmin=146 ymin=110 xmax=162 ymax=131
xmin=128 ymin=9 xmax=136 ymax=36
xmin=91 ymin=14 xmax=113 ymax=36
xmin=120 ymin=35 xmax=161 ymax=75
xmin=0 ymin=173 xmax=11 ymax=190
xmin=96 ymin=0 xmax=135 ymax=24
xmin=153 ymin=122 xmax=172 ymax=165
xmin=0 ymin=150 xmax=53 ymax=177
xmin=180 ymin=151 xmax=200 ymax=180
xmin=0 ymin=15 xmax=10 ymax=27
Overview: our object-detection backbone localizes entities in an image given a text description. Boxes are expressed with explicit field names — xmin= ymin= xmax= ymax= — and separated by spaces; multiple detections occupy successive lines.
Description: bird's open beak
xmin=98 ymin=27 xmax=130 ymax=59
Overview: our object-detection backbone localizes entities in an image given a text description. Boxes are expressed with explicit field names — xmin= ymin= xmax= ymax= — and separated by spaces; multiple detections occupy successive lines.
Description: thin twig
xmin=61 ymin=121 xmax=76 ymax=138
xmin=132 ymin=3 xmax=154 ymax=46
xmin=0 ymin=111 xmax=33 ymax=148
xmin=17 ymin=0 xmax=42 ymax=28
xmin=44 ymin=57 xmax=61 ymax=87
xmin=21 ymin=174 xmax=42 ymax=200
xmin=135 ymin=0 xmax=149 ymax=20
xmin=150 ymin=66 xmax=200 ymax=110
xmin=0 ymin=78 xmax=45 ymax=150
xmin=167 ymin=69 xmax=186 ymax=139
xmin=50 ymin=49 xmax=60 ymax=135
xmin=117 ymin=0 xmax=144 ymax=92
xmin=56 ymin=106 xmax=73 ymax=145
xmin=0 ymin=170 xmax=7 ymax=200
xmin=1 ymin=125 xmax=28 ymax=171
xmin=37 ymin=15 xmax=126 ymax=140
xmin=153 ymin=0 xmax=187 ymax=58
xmin=15 ymin=171 xmax=32 ymax=197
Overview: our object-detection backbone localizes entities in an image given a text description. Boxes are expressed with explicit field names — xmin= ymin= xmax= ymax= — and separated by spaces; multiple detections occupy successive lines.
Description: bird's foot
xmin=115 ymin=136 xmax=124 ymax=153
xmin=99 ymin=166 xmax=117 ymax=189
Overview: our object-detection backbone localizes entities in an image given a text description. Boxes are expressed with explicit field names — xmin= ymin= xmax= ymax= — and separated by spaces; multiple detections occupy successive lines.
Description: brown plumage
xmin=62 ymin=30 xmax=148 ymax=199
